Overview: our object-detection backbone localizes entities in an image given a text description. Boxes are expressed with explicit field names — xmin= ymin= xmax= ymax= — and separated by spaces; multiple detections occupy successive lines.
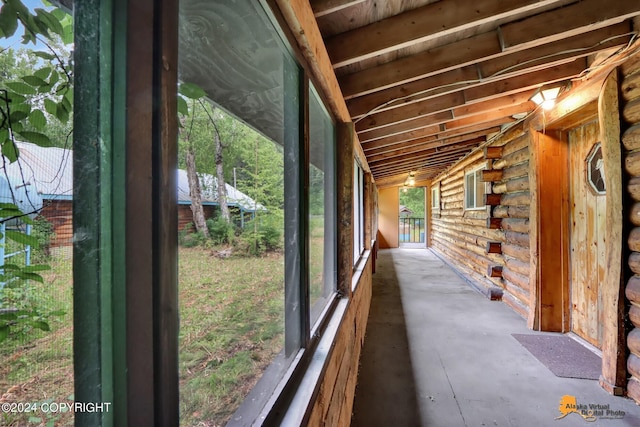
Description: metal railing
xmin=399 ymin=217 xmax=425 ymax=243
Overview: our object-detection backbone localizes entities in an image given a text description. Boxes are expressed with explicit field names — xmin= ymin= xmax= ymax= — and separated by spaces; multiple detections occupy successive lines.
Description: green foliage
xmin=206 ymin=216 xmax=235 ymax=245
xmin=0 ymin=1 xmax=72 ymax=345
xmin=179 ymin=228 xmax=208 ymax=248
xmin=234 ymin=216 xmax=282 ymax=256
xmin=399 ymin=187 xmax=426 ymax=217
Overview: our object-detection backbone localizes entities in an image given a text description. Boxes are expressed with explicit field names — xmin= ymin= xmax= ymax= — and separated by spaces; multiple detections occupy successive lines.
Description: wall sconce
xmin=530 ymin=82 xmax=570 ymax=110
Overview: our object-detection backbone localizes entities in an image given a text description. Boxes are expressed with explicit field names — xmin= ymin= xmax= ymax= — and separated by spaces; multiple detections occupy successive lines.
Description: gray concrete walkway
xmin=351 ymin=248 xmax=640 ymax=427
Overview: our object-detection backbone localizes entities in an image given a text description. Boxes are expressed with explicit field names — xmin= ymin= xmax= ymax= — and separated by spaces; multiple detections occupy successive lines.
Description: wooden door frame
xmin=528 ymin=71 xmax=626 ymax=395
xmin=528 ymin=128 xmax=571 ymax=333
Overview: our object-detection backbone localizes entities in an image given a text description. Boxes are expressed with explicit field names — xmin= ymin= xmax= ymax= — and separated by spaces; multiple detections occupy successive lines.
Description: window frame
xmin=431 ymin=183 xmax=440 ymax=210
xmin=464 ymin=164 xmax=488 ymax=211
xmin=353 ymin=159 xmax=365 ymax=266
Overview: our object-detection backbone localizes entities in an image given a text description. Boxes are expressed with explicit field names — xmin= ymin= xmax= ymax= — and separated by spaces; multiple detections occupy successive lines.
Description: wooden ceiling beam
xmin=365 ymin=129 xmax=492 ymax=157
xmin=356 ymin=90 xmax=534 ymax=135
xmin=310 ymin=0 xmax=367 ymax=18
xmin=369 ymin=145 xmax=478 ymax=170
xmin=372 ymin=153 xmax=471 ymax=178
xmin=366 ymin=138 xmax=481 ymax=164
xmin=339 ymin=18 xmax=633 ymax=99
xmin=325 ymin=0 xmax=564 ymax=68
xmin=360 ymin=124 xmax=442 ymax=147
xmin=346 ymin=24 xmax=630 ymax=118
xmin=499 ymin=0 xmax=640 ymax=52
xmin=357 ymin=111 xmax=454 ymax=143
xmin=355 ymin=84 xmax=536 ymax=133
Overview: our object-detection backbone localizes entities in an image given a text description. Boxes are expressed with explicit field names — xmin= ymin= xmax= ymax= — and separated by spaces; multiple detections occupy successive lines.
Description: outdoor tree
xmin=0 ymin=0 xmax=73 ymax=341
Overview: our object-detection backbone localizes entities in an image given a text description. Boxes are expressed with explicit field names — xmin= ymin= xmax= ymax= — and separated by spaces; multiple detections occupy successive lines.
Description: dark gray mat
xmin=512 ymin=334 xmax=601 ymax=380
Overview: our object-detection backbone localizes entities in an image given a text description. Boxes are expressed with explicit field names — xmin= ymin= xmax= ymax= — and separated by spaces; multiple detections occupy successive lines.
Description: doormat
xmin=512 ymin=334 xmax=601 ymax=380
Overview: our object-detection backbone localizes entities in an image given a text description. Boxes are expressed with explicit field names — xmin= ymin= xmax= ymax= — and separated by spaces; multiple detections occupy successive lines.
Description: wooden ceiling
xmin=311 ymin=0 xmax=640 ymax=187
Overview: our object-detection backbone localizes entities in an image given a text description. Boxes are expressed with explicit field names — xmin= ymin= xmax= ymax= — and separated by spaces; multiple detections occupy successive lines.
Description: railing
xmin=399 ymin=217 xmax=425 ymax=243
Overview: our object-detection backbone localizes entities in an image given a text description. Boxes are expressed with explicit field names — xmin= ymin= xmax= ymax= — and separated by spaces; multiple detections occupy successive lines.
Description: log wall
xmin=431 ymin=151 xmax=501 ymax=298
xmin=622 ymin=54 xmax=640 ymax=404
xmin=307 ymin=250 xmax=372 ymax=426
xmin=489 ymin=132 xmax=532 ymax=318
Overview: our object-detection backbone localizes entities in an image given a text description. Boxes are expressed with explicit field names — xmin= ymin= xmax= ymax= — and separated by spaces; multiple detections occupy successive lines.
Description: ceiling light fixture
xmin=530 ymin=82 xmax=570 ymax=110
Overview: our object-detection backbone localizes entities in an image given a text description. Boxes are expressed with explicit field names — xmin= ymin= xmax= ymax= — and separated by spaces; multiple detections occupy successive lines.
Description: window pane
xmin=179 ymin=1 xmax=294 ymax=423
xmin=465 ymin=173 xmax=475 ymax=209
xmin=475 ymin=170 xmax=485 ymax=208
xmin=309 ymin=85 xmax=336 ymax=329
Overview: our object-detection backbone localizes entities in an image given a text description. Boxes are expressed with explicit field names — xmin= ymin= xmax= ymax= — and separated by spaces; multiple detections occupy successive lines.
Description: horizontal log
xmin=484 ymin=146 xmax=502 ymax=159
xmin=502 ymin=242 xmax=529 ymax=263
xmin=622 ymin=71 xmax=640 ymax=102
xmin=502 ymin=162 xmax=529 ymax=181
xmin=492 ymin=205 xmax=529 ymax=219
xmin=500 ymin=147 xmax=529 ymax=169
xmin=630 ymin=228 xmax=640 ymax=252
xmin=505 ymin=257 xmax=529 ymax=277
xmin=484 ymin=193 xmax=501 ymax=206
xmin=626 ymin=150 xmax=640 ymax=176
xmin=493 ymin=176 xmax=529 ymax=194
xmin=441 ymin=184 xmax=463 ymax=198
xmin=622 ymin=52 xmax=640 ymax=77
xmin=442 ymin=200 xmax=464 ymax=210
xmin=631 ymin=304 xmax=640 ymax=329
xmin=481 ymin=169 xmax=503 ymax=182
xmin=628 ymin=328 xmax=640 ymax=356
xmin=441 ymin=192 xmax=464 ymax=203
xmin=505 ymin=231 xmax=529 ymax=248
xmin=432 ymin=238 xmax=494 ymax=275
xmin=502 ymin=276 xmax=529 ymax=305
xmin=502 ymin=266 xmax=529 ymax=291
xmin=624 ymin=97 xmax=640 ymax=125
xmin=502 ymin=218 xmax=530 ymax=233
xmin=624 ymin=124 xmax=640 ymax=152
xmin=432 ymin=244 xmax=503 ymax=300
xmin=627 ymin=275 xmax=640 ymax=303
xmin=486 ymin=217 xmax=502 ymax=229
xmin=500 ymin=191 xmax=530 ymax=206
xmin=630 ymin=252 xmax=640 ymax=275
xmin=434 ymin=230 xmax=494 ymax=259
xmin=435 ymin=214 xmax=487 ymax=226
xmin=493 ymin=158 xmax=507 ymax=170
xmin=629 ymin=353 xmax=640 ymax=380
xmin=487 ymin=264 xmax=503 ymax=278
xmin=501 ymin=292 xmax=528 ymax=319
xmin=632 ymin=202 xmax=640 ymax=226
xmin=629 ymin=377 xmax=640 ymax=404
xmin=440 ymin=170 xmax=464 ymax=187
xmin=502 ymin=134 xmax=529 ymax=157
xmin=432 ymin=217 xmax=504 ymax=241
xmin=629 ymin=176 xmax=640 ymax=201
xmin=486 ymin=241 xmax=502 ymax=254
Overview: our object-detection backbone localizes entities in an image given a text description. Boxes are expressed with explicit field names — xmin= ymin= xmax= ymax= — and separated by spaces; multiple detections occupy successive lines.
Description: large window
xmin=177 ymin=1 xmax=338 ymax=424
xmin=353 ymin=161 xmax=365 ymax=265
xmin=464 ymin=166 xmax=487 ymax=210
xmin=308 ymin=85 xmax=336 ymax=329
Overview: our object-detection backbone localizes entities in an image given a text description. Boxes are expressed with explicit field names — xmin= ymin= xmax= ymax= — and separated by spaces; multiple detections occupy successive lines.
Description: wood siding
xmin=622 ymin=54 xmax=640 ymax=403
xmin=431 ymin=148 xmax=507 ymax=301
xmin=307 ymin=254 xmax=372 ymax=426
xmin=40 ymin=200 xmax=72 ymax=248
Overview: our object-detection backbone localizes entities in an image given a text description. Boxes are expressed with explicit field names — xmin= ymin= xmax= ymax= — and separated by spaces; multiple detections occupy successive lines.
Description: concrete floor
xmin=351 ymin=248 xmax=640 ymax=427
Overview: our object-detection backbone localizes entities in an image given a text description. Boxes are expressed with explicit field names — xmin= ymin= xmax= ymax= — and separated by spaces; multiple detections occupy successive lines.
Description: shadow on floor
xmin=351 ymin=249 xmax=423 ymax=427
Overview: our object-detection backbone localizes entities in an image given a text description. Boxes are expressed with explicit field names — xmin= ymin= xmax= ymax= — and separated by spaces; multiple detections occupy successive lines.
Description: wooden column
xmin=598 ymin=70 xmax=626 ymax=395
xmin=337 ymin=122 xmax=354 ymax=296
xmin=528 ymin=129 xmax=570 ymax=332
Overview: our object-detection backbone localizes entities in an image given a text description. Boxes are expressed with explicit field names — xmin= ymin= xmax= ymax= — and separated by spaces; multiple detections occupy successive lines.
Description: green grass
xmin=0 ymin=247 xmax=284 ymax=427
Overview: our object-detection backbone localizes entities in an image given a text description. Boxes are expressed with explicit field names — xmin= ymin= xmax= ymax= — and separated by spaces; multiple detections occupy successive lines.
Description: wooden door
xmin=569 ymin=121 xmax=606 ymax=349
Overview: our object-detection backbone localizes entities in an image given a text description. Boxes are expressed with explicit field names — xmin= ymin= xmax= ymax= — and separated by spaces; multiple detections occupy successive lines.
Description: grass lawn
xmin=0 ymin=247 xmax=284 ymax=427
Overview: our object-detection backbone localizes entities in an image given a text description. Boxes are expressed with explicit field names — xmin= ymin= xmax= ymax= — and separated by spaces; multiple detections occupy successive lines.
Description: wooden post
xmin=598 ymin=70 xmax=626 ymax=396
xmin=486 ymin=241 xmax=502 ymax=254
xmin=481 ymin=169 xmax=503 ymax=182
xmin=484 ymin=146 xmax=503 ymax=159
xmin=484 ymin=193 xmax=501 ymax=206
xmin=337 ymin=122 xmax=354 ymax=297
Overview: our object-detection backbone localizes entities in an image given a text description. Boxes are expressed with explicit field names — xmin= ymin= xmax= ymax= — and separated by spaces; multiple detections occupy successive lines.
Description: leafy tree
xmin=0 ymin=0 xmax=72 ymax=342
xmin=399 ymin=187 xmax=425 ymax=217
